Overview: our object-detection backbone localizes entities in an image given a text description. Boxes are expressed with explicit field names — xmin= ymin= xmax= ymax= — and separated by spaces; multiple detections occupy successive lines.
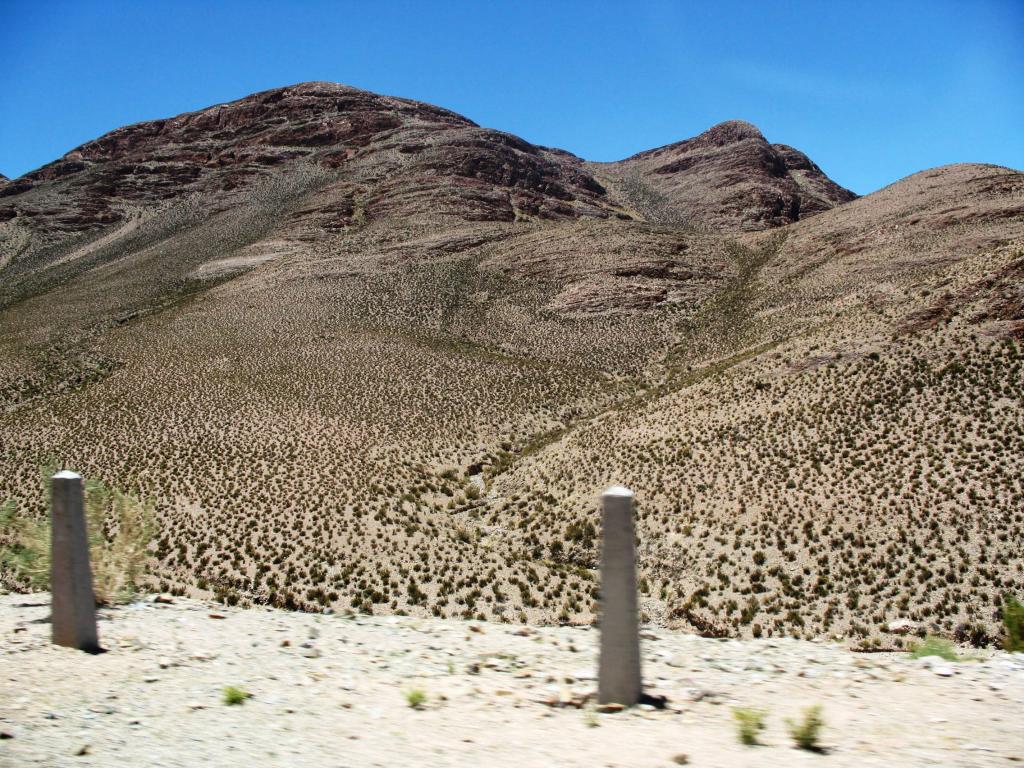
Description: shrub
xmin=1002 ymin=593 xmax=1024 ymax=652
xmin=786 ymin=705 xmax=824 ymax=751
xmin=733 ymin=707 xmax=767 ymax=745
xmin=0 ymin=499 xmax=50 ymax=589
xmin=405 ymin=688 xmax=427 ymax=709
xmin=84 ymin=477 xmax=157 ymax=604
xmin=222 ymin=686 xmax=251 ymax=705
xmin=909 ymin=636 xmax=958 ymax=661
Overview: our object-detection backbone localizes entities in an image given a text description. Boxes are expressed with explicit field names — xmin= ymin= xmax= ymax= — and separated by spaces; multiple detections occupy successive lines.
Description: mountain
xmin=1 ymin=82 xmax=1021 ymax=646
xmin=594 ymin=119 xmax=856 ymax=230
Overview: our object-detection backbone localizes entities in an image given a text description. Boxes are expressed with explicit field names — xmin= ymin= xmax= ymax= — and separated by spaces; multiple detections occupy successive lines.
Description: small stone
xmin=302 ymin=647 xmax=321 ymax=659
xmin=75 ymin=745 xmax=90 ymax=756
xmin=597 ymin=702 xmax=625 ymax=713
xmin=933 ymin=665 xmax=955 ymax=677
xmin=152 ymin=595 xmax=175 ymax=605
xmin=886 ymin=619 xmax=919 ymax=635
xmin=158 ymin=656 xmax=173 ymax=669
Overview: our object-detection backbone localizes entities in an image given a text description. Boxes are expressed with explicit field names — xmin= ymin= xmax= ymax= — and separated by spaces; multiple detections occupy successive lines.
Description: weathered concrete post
xmin=50 ymin=470 xmax=100 ymax=652
xmin=597 ymin=485 xmax=642 ymax=705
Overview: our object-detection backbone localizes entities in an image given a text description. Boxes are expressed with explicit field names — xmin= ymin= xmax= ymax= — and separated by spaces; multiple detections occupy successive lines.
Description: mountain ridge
xmin=0 ymin=82 xmax=851 ymax=241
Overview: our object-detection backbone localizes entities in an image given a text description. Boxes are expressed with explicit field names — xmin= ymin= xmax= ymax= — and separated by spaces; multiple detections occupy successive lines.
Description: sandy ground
xmin=2 ymin=593 xmax=1022 ymax=768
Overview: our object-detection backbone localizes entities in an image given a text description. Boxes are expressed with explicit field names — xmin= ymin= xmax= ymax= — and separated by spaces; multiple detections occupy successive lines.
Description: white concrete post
xmin=50 ymin=470 xmax=100 ymax=652
xmin=597 ymin=485 xmax=642 ymax=705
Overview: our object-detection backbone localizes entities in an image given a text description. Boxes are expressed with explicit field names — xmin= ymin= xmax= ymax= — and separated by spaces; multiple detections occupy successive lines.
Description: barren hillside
xmin=1 ymin=82 xmax=1021 ymax=644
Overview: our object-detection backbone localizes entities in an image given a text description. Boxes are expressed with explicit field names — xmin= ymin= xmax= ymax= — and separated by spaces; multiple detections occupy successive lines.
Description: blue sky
xmin=1 ymin=0 xmax=1021 ymax=194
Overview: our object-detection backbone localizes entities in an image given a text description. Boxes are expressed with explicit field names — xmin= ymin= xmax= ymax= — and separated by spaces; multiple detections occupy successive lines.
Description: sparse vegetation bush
xmin=786 ymin=705 xmax=824 ymax=751
xmin=1001 ymin=593 xmax=1024 ymax=652
xmin=909 ymin=636 xmax=959 ymax=661
xmin=0 ymin=498 xmax=49 ymax=590
xmin=733 ymin=707 xmax=767 ymax=745
xmin=222 ymin=686 xmax=251 ymax=705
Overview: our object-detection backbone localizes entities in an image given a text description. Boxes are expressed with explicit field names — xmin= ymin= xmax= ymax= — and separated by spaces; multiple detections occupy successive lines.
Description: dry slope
xmin=1 ymin=82 xmax=1021 ymax=646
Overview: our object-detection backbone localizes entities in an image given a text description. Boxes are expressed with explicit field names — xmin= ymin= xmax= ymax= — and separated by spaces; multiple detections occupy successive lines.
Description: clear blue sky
xmin=1 ymin=0 xmax=1021 ymax=193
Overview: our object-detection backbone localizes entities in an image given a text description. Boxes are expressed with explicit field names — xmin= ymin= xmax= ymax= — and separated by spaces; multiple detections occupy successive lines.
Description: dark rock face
xmin=0 ymin=87 xmax=856 ymax=250
xmin=1 ymin=82 xmax=616 ymax=245
xmin=0 ymin=83 xmax=857 ymax=316
xmin=596 ymin=120 xmax=857 ymax=230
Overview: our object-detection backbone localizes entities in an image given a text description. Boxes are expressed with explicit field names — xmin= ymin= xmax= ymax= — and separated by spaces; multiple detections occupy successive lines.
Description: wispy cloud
xmin=723 ymin=60 xmax=913 ymax=105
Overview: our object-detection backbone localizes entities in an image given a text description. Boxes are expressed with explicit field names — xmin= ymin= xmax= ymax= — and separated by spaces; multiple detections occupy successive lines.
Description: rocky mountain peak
xmin=598 ymin=119 xmax=856 ymax=229
xmin=0 ymin=82 xmax=617 ymax=241
xmin=673 ymin=119 xmax=766 ymax=150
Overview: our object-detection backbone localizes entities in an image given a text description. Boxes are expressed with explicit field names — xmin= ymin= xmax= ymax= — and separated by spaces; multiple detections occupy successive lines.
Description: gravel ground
xmin=2 ymin=593 xmax=1023 ymax=767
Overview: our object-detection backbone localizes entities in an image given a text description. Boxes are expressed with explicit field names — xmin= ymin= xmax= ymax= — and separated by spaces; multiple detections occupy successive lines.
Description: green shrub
xmin=733 ymin=707 xmax=767 ymax=745
xmin=222 ymin=686 xmax=251 ymax=705
xmin=786 ymin=705 xmax=824 ymax=751
xmin=84 ymin=477 xmax=157 ymax=604
xmin=909 ymin=635 xmax=958 ymax=661
xmin=0 ymin=499 xmax=50 ymax=589
xmin=405 ymin=688 xmax=427 ymax=709
xmin=1003 ymin=594 xmax=1024 ymax=652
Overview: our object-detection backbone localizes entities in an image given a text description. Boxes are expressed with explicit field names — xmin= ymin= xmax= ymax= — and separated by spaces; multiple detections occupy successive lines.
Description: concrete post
xmin=50 ymin=470 xmax=100 ymax=652
xmin=597 ymin=485 xmax=642 ymax=705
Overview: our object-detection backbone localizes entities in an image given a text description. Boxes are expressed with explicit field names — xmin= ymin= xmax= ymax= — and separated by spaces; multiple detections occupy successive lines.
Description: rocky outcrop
xmin=0 ymin=82 xmax=618 ymax=247
xmin=597 ymin=120 xmax=856 ymax=231
xmin=0 ymin=87 xmax=857 ymax=259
